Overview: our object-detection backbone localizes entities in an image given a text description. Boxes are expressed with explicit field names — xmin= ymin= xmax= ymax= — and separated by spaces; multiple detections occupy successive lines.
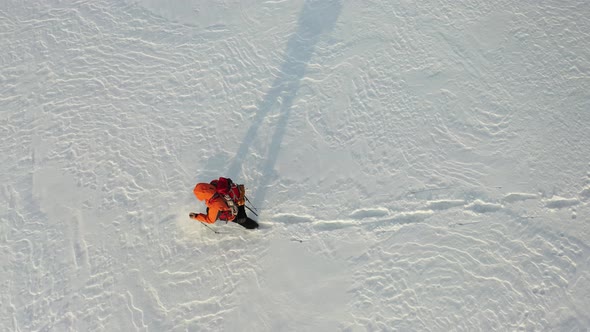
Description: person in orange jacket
xmin=189 ymin=178 xmax=259 ymax=229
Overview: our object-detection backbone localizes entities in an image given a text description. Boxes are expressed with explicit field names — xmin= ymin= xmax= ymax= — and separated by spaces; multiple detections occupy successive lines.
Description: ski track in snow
xmin=2 ymin=0 xmax=590 ymax=331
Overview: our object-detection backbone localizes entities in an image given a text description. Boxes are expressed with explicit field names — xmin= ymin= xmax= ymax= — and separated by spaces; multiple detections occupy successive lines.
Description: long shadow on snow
xmin=226 ymin=0 xmax=342 ymax=209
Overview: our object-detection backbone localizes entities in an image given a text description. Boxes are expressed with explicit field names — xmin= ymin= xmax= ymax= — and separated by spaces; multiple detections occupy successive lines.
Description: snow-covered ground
xmin=2 ymin=0 xmax=590 ymax=330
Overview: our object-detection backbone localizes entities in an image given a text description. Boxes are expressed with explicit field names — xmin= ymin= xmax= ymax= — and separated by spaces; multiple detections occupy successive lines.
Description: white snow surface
xmin=2 ymin=0 xmax=590 ymax=331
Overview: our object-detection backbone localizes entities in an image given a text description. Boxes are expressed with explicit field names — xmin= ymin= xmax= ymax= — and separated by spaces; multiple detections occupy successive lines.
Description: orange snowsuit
xmin=191 ymin=183 xmax=231 ymax=224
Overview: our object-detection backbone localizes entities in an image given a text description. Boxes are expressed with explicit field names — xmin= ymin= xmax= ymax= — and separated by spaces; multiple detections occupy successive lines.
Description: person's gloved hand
xmin=189 ymin=212 xmax=198 ymax=219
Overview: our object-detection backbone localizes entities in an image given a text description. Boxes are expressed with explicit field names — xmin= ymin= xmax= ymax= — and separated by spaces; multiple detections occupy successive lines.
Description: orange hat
xmin=193 ymin=183 xmax=216 ymax=201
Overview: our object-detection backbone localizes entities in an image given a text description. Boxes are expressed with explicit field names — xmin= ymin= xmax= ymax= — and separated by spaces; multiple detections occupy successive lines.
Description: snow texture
xmin=2 ymin=0 xmax=590 ymax=331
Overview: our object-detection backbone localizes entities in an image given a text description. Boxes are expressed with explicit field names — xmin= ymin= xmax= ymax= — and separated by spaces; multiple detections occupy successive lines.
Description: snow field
xmin=2 ymin=0 xmax=589 ymax=330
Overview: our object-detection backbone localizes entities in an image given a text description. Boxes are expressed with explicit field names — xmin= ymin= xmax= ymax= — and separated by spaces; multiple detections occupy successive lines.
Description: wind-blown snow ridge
xmin=544 ymin=196 xmax=580 ymax=209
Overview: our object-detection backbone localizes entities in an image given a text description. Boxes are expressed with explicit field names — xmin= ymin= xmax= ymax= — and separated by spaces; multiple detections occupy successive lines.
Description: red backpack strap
xmin=213 ymin=177 xmax=241 ymax=219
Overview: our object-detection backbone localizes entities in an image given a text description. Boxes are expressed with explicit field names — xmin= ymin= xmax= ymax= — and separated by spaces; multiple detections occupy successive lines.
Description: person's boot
xmin=240 ymin=218 xmax=259 ymax=229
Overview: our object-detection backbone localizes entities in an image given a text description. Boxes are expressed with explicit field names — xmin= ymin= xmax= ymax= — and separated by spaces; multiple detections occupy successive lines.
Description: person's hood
xmin=193 ymin=183 xmax=216 ymax=201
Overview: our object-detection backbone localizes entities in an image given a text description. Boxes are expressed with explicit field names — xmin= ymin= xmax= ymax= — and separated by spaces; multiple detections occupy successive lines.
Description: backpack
xmin=210 ymin=177 xmax=246 ymax=221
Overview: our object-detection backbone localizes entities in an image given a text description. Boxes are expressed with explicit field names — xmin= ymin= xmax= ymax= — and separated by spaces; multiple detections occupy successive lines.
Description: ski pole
xmin=201 ymin=222 xmax=220 ymax=234
xmin=245 ymin=205 xmax=258 ymax=217
xmin=245 ymin=196 xmax=258 ymax=212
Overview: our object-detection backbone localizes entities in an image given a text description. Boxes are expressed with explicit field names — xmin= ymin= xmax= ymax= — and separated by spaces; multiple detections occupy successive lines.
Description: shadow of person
xmin=226 ymin=0 xmax=342 ymax=210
